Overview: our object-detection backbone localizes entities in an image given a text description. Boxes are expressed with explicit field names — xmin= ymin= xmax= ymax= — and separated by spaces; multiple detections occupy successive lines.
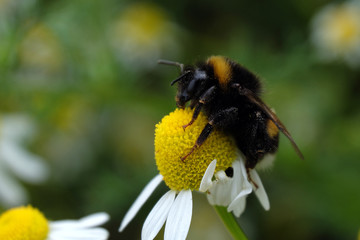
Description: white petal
xmin=230 ymin=196 xmax=247 ymax=218
xmin=48 ymin=228 xmax=108 ymax=240
xmin=206 ymin=177 xmax=230 ymax=206
xmin=50 ymin=212 xmax=110 ymax=230
xmin=0 ymin=141 xmax=49 ymax=183
xmin=214 ymin=178 xmax=232 ymax=205
xmin=164 ymin=190 xmax=193 ymax=240
xmin=227 ymin=185 xmax=251 ymax=213
xmin=206 ymin=192 xmax=215 ymax=205
xmin=199 ymin=160 xmax=216 ymax=192
xmin=238 ymin=157 xmax=250 ymax=183
xmin=79 ymin=212 xmax=109 ymax=226
xmin=49 ymin=220 xmax=78 ymax=229
xmin=119 ymin=174 xmax=163 ymax=232
xmin=0 ymin=169 xmax=27 ymax=207
xmin=227 ymin=160 xmax=252 ymax=213
xmin=142 ymin=190 xmax=176 ymax=240
xmin=0 ymin=114 xmax=35 ymax=141
xmin=250 ymin=169 xmax=270 ymax=211
xmin=230 ymin=160 xmax=242 ymax=200
xmin=206 ymin=171 xmax=233 ymax=206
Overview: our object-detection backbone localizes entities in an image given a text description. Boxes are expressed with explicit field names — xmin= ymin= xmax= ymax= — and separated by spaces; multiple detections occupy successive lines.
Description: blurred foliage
xmin=0 ymin=0 xmax=359 ymax=239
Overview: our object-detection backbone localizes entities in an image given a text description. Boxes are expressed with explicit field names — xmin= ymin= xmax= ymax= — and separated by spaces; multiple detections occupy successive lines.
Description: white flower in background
xmin=17 ymin=22 xmax=64 ymax=85
xmin=48 ymin=212 xmax=109 ymax=240
xmin=119 ymin=108 xmax=269 ymax=240
xmin=109 ymin=3 xmax=181 ymax=70
xmin=0 ymin=205 xmax=110 ymax=240
xmin=310 ymin=1 xmax=360 ymax=67
xmin=0 ymin=114 xmax=49 ymax=207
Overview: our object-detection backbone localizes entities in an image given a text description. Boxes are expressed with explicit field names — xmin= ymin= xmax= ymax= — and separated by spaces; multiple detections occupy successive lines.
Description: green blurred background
xmin=0 ymin=0 xmax=359 ymax=239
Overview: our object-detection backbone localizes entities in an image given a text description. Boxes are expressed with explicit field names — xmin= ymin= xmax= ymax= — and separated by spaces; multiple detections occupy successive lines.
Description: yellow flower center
xmin=155 ymin=108 xmax=237 ymax=191
xmin=327 ymin=5 xmax=360 ymax=48
xmin=0 ymin=206 xmax=49 ymax=240
xmin=117 ymin=3 xmax=168 ymax=45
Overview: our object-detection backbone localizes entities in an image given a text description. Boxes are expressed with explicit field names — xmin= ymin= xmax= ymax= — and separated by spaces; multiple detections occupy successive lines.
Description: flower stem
xmin=213 ymin=205 xmax=248 ymax=240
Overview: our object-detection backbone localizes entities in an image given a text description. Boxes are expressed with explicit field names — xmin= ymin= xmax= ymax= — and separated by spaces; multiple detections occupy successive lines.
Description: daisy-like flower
xmin=17 ymin=22 xmax=64 ymax=84
xmin=119 ymin=108 xmax=270 ymax=239
xmin=109 ymin=3 xmax=181 ymax=70
xmin=202 ymin=156 xmax=270 ymax=218
xmin=0 ymin=114 xmax=49 ymax=207
xmin=0 ymin=205 xmax=110 ymax=240
xmin=310 ymin=0 xmax=360 ymax=67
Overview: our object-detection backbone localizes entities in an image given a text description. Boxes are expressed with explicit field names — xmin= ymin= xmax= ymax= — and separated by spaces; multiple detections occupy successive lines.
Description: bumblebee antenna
xmin=170 ymin=71 xmax=191 ymax=86
xmin=158 ymin=59 xmax=184 ymax=73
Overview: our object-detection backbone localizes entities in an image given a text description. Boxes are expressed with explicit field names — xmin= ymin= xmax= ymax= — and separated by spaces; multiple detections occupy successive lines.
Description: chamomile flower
xmin=0 ymin=114 xmax=49 ymax=207
xmin=310 ymin=1 xmax=360 ymax=67
xmin=202 ymin=157 xmax=270 ymax=217
xmin=17 ymin=22 xmax=64 ymax=84
xmin=0 ymin=205 xmax=110 ymax=240
xmin=119 ymin=108 xmax=269 ymax=240
xmin=109 ymin=3 xmax=181 ymax=70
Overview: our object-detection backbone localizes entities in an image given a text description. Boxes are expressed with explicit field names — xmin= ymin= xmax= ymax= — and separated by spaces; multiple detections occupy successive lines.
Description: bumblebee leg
xmin=199 ymin=86 xmax=217 ymax=104
xmin=246 ymin=167 xmax=259 ymax=189
xmin=243 ymin=112 xmax=278 ymax=189
xmin=181 ymin=107 xmax=238 ymax=161
xmin=181 ymin=123 xmax=213 ymax=161
xmin=183 ymin=86 xmax=218 ymax=130
xmin=182 ymin=103 xmax=202 ymax=130
xmin=208 ymin=107 xmax=238 ymax=128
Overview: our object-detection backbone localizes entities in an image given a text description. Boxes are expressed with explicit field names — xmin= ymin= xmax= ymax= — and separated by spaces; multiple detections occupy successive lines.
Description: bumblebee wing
xmin=243 ymin=89 xmax=304 ymax=160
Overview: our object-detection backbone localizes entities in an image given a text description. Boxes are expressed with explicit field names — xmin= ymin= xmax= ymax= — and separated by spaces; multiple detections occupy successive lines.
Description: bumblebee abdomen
xmin=266 ymin=119 xmax=279 ymax=139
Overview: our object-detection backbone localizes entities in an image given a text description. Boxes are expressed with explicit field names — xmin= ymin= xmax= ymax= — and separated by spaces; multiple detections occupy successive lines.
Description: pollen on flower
xmin=0 ymin=205 xmax=49 ymax=240
xmin=155 ymin=108 xmax=237 ymax=191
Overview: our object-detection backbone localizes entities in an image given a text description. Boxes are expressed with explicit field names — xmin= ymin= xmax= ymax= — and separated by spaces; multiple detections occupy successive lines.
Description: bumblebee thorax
xmin=206 ymin=56 xmax=232 ymax=89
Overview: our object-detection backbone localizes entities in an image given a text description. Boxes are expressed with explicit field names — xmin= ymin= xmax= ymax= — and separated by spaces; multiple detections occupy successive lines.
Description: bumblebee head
xmin=174 ymin=68 xmax=210 ymax=108
xmin=172 ymin=69 xmax=193 ymax=108
xmin=158 ymin=59 xmax=207 ymax=108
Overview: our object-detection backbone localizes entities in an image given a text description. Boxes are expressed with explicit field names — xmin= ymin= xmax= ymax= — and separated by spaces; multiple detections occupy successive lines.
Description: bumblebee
xmin=159 ymin=56 xmax=303 ymax=185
